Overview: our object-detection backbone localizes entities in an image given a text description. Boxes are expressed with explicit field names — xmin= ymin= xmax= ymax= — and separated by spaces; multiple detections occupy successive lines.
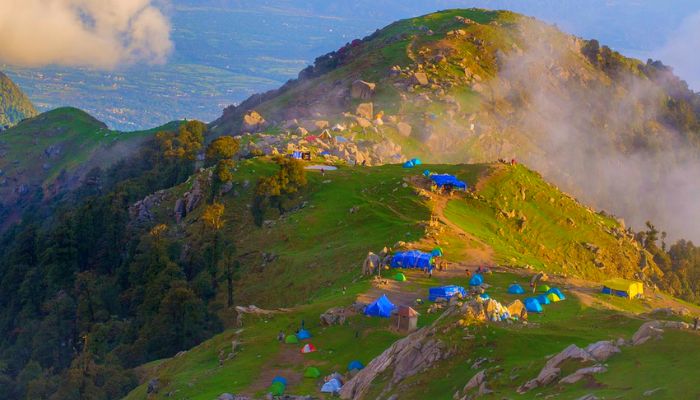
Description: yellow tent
xmin=546 ymin=293 xmax=561 ymax=302
xmin=602 ymin=278 xmax=643 ymax=298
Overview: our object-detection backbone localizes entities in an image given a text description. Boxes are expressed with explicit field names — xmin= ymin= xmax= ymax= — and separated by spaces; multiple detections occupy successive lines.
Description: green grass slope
xmin=0 ymin=107 xmax=179 ymax=226
xmin=123 ymin=160 xmax=692 ymax=399
xmin=0 ymin=70 xmax=37 ymax=128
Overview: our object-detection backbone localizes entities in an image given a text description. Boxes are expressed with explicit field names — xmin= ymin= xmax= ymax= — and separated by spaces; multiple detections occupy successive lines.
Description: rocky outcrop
xmin=174 ymin=177 xmax=205 ymax=223
xmin=355 ymin=102 xmax=374 ymax=119
xmin=340 ymin=327 xmax=451 ymax=399
xmin=130 ymin=190 xmax=168 ymax=223
xmin=396 ymin=121 xmax=412 ymax=137
xmin=242 ymin=110 xmax=266 ymax=132
xmin=585 ymin=340 xmax=620 ymax=361
xmin=518 ymin=343 xmax=602 ymax=393
xmin=631 ymin=320 xmax=692 ymax=345
xmin=412 ymin=72 xmax=429 ymax=86
xmin=351 ymin=80 xmax=376 ymax=99
xmin=320 ymin=306 xmax=357 ymax=326
xmin=559 ymin=365 xmax=607 ymax=384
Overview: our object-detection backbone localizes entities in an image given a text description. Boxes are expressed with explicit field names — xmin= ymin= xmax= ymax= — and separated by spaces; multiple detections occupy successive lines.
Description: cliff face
xmin=0 ymin=71 xmax=37 ymax=129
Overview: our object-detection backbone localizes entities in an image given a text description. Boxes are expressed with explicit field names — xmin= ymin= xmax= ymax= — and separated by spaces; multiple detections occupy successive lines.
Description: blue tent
xmin=430 ymin=174 xmax=467 ymax=190
xmin=391 ymin=250 xmax=434 ymax=270
xmin=320 ymin=150 xmax=330 ymax=156
xmin=410 ymin=158 xmax=422 ymax=165
xmin=335 ymin=136 xmax=348 ymax=143
xmin=546 ymin=288 xmax=566 ymax=300
xmin=272 ymin=376 xmax=288 ymax=386
xmin=423 ymin=169 xmax=431 ymax=177
xmin=428 ymin=285 xmax=467 ymax=302
xmin=524 ymin=298 xmax=543 ymax=313
xmin=296 ymin=329 xmax=311 ymax=340
xmin=469 ymin=273 xmax=484 ymax=286
xmin=480 ymin=293 xmax=490 ymax=300
xmin=348 ymin=360 xmax=364 ymax=371
xmin=430 ymin=248 xmax=443 ymax=257
xmin=364 ymin=294 xmax=396 ymax=318
xmin=291 ymin=151 xmax=303 ymax=159
xmin=508 ymin=284 xmax=525 ymax=294
xmin=403 ymin=160 xmax=415 ymax=168
xmin=536 ymin=294 xmax=551 ymax=305
xmin=321 ymin=378 xmax=342 ymax=393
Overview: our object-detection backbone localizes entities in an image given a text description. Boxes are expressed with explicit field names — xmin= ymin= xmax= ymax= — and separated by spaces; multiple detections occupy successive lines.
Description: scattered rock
xmin=559 ymin=365 xmax=607 ymax=384
xmin=412 ymin=72 xmax=429 ymax=86
xmin=463 ymin=370 xmax=486 ymax=392
xmin=584 ymin=340 xmax=620 ymax=362
xmin=147 ymin=378 xmax=159 ymax=394
xmin=356 ymin=102 xmax=374 ymax=119
xmin=351 ymin=80 xmax=376 ymax=99
xmin=396 ymin=121 xmax=412 ymax=137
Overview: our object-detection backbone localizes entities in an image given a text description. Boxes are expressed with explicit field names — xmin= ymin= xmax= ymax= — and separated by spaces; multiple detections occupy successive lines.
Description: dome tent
xmin=348 ymin=360 xmax=365 ymax=371
xmin=547 ymin=292 xmax=561 ymax=302
xmin=537 ymin=284 xmax=551 ymax=293
xmin=300 ymin=343 xmax=316 ymax=353
xmin=524 ymin=298 xmax=543 ymax=313
xmin=403 ymin=160 xmax=416 ymax=168
xmin=431 ymin=246 xmax=443 ymax=257
xmin=394 ymin=272 xmax=407 ymax=282
xmin=469 ymin=273 xmax=484 ymax=286
xmin=268 ymin=381 xmax=285 ymax=396
xmin=296 ymin=329 xmax=311 ymax=340
xmin=272 ymin=376 xmax=288 ymax=386
xmin=284 ymin=334 xmax=299 ymax=344
xmin=480 ymin=293 xmax=490 ymax=300
xmin=391 ymin=250 xmax=434 ymax=270
xmin=321 ymin=378 xmax=342 ymax=393
xmin=536 ymin=294 xmax=551 ymax=305
xmin=546 ymin=288 xmax=566 ymax=300
xmin=304 ymin=367 xmax=321 ymax=378
xmin=364 ymin=294 xmax=396 ymax=318
xmin=508 ymin=284 xmax=525 ymax=294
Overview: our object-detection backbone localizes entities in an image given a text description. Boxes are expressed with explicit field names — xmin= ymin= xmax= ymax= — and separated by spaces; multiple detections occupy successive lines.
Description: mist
xmin=655 ymin=10 xmax=700 ymax=91
xmin=493 ymin=20 xmax=700 ymax=242
xmin=0 ymin=0 xmax=173 ymax=69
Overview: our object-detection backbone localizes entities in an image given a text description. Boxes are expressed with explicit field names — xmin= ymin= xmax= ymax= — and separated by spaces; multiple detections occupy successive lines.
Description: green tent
xmin=285 ymin=334 xmax=299 ymax=344
xmin=394 ymin=272 xmax=407 ymax=282
xmin=269 ymin=381 xmax=285 ymax=396
xmin=537 ymin=284 xmax=551 ymax=293
xmin=304 ymin=366 xmax=321 ymax=378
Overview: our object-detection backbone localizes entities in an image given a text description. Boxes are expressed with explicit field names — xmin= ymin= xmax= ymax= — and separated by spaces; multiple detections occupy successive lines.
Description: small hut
xmin=392 ymin=306 xmax=419 ymax=332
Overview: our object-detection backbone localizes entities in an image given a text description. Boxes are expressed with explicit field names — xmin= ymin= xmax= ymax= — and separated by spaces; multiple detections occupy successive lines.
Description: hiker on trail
xmin=277 ymin=331 xmax=285 ymax=342
xmin=465 ymin=268 xmax=471 ymax=278
xmin=362 ymin=160 xmax=367 ymax=166
xmin=301 ymin=319 xmax=305 ymax=329
xmin=694 ymin=317 xmax=699 ymax=330
xmin=321 ymin=168 xmax=325 ymax=176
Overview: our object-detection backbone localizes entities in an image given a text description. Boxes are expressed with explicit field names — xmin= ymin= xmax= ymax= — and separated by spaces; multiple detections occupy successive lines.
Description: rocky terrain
xmin=0 ymin=70 xmax=36 ymax=129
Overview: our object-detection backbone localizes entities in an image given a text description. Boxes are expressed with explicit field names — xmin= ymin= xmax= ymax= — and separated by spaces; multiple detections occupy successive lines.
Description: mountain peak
xmin=0 ymin=70 xmax=37 ymax=129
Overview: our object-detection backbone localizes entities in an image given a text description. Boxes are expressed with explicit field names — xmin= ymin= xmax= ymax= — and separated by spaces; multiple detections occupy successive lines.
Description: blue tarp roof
xmin=348 ymin=360 xmax=365 ymax=371
xmin=428 ymin=285 xmax=467 ymax=302
xmin=391 ymin=250 xmax=434 ymax=270
xmin=430 ymin=174 xmax=467 ymax=190
xmin=364 ymin=294 xmax=396 ymax=318
xmin=296 ymin=329 xmax=311 ymax=340
xmin=321 ymin=378 xmax=342 ymax=393
xmin=546 ymin=288 xmax=566 ymax=300
xmin=469 ymin=273 xmax=484 ymax=286
xmin=508 ymin=284 xmax=525 ymax=294
xmin=524 ymin=298 xmax=543 ymax=313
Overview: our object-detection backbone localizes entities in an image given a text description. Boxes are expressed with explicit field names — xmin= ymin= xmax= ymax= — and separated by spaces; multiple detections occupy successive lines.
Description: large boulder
xmin=412 ymin=72 xmax=429 ymax=86
xmin=507 ymin=299 xmax=528 ymax=320
xmin=242 ymin=110 xmax=266 ymax=132
xmin=559 ymin=365 xmax=607 ymax=384
xmin=351 ymin=80 xmax=376 ymax=99
xmin=396 ymin=122 xmax=412 ymax=137
xmin=356 ymin=102 xmax=374 ymax=119
xmin=584 ymin=340 xmax=620 ymax=362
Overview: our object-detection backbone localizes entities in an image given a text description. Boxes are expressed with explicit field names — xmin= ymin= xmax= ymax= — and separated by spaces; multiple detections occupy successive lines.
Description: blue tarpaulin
xmin=469 ymin=273 xmax=484 ymax=286
xmin=321 ymin=378 xmax=342 ymax=393
xmin=430 ymin=174 xmax=467 ymax=190
xmin=364 ymin=294 xmax=396 ymax=318
xmin=391 ymin=250 xmax=434 ymax=270
xmin=428 ymin=285 xmax=467 ymax=302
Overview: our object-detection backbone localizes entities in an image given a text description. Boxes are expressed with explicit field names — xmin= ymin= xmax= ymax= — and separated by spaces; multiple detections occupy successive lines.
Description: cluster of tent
xmin=403 ymin=158 xmax=422 ymax=168
xmin=391 ymin=250 xmax=435 ymax=271
xmin=320 ymin=362 xmax=364 ymax=394
xmin=523 ymin=287 xmax=566 ymax=313
xmin=283 ymin=328 xmax=318 ymax=354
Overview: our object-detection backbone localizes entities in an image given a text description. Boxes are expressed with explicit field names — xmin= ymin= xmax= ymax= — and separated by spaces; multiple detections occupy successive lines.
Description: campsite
xmin=120 ymin=159 xmax=700 ymax=399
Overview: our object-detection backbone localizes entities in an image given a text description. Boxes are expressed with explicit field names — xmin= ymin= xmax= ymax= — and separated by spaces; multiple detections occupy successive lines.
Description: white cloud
xmin=0 ymin=0 xmax=173 ymax=69
xmin=656 ymin=10 xmax=700 ymax=90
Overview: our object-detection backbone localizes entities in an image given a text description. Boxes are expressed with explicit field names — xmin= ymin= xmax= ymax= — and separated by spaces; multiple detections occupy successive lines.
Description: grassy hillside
xmin=0 ymin=71 xmax=37 ymax=128
xmin=122 ymin=158 xmax=693 ymax=399
xmin=0 ymin=107 xmax=179 ymax=227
